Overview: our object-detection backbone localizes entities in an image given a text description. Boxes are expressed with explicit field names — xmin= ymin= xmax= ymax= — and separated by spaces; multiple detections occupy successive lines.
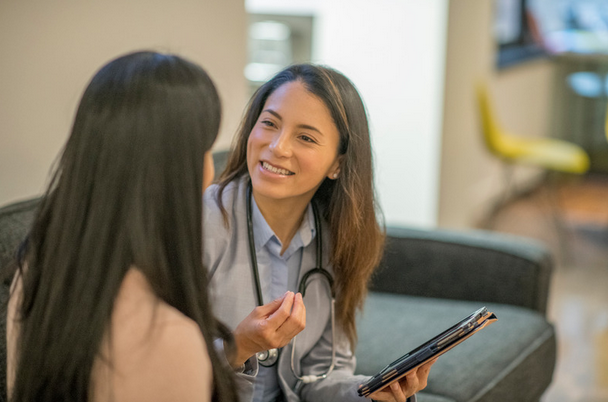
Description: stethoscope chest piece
xmin=257 ymin=348 xmax=280 ymax=367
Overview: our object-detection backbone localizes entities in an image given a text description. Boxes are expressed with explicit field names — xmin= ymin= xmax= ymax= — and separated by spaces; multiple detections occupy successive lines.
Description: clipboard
xmin=358 ymin=306 xmax=497 ymax=397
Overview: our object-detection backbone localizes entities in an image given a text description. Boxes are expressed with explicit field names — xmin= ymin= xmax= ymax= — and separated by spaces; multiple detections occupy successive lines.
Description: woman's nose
xmin=269 ymin=131 xmax=291 ymax=157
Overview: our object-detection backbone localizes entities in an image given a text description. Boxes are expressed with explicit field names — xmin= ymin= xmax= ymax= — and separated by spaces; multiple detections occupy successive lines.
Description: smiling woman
xmin=204 ymin=64 xmax=434 ymax=402
xmin=246 ymin=81 xmax=341 ymax=245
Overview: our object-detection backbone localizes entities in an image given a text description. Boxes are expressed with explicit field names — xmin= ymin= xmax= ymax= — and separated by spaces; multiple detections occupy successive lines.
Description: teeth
xmin=262 ymin=161 xmax=293 ymax=175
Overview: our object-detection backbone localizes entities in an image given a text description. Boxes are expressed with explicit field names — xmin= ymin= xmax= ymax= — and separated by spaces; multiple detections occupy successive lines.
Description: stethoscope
xmin=246 ymin=181 xmax=336 ymax=384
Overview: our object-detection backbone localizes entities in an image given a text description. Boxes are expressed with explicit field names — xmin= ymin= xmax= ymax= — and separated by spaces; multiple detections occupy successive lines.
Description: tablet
xmin=358 ymin=306 xmax=497 ymax=397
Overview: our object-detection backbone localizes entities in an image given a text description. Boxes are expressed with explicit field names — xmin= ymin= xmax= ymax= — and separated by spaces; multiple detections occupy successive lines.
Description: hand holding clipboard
xmin=358 ymin=307 xmax=498 ymax=397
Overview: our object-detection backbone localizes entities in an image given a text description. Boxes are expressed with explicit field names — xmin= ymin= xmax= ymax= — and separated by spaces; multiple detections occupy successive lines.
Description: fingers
xmin=403 ymin=370 xmax=420 ymax=397
xmin=366 ymin=387 xmax=395 ymax=402
xmin=421 ymin=358 xmax=438 ymax=369
xmin=367 ymin=360 xmax=437 ymax=402
xmin=266 ymin=291 xmax=295 ymax=325
xmin=390 ymin=381 xmax=407 ymax=402
xmin=257 ymin=291 xmax=306 ymax=349
xmin=277 ymin=292 xmax=306 ymax=338
xmin=232 ymin=291 xmax=307 ymax=364
xmin=255 ymin=291 xmax=290 ymax=316
xmin=290 ymin=292 xmax=305 ymax=318
xmin=419 ymin=358 xmax=437 ymax=376
xmin=367 ymin=381 xmax=406 ymax=402
xmin=416 ymin=358 xmax=437 ymax=389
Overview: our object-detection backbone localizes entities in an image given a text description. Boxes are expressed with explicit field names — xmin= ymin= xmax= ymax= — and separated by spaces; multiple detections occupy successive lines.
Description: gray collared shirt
xmin=249 ymin=191 xmax=315 ymax=402
xmin=203 ymin=176 xmax=416 ymax=402
xmin=204 ymin=176 xmax=316 ymax=402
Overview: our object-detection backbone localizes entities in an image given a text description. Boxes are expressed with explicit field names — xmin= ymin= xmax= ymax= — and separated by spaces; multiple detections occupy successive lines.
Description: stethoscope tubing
xmin=245 ymin=180 xmax=336 ymax=383
xmin=246 ymin=181 xmax=265 ymax=307
xmin=290 ymin=283 xmax=336 ymax=384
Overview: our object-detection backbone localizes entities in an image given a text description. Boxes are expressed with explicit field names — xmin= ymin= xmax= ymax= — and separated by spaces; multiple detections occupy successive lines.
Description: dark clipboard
xmin=358 ymin=307 xmax=498 ymax=397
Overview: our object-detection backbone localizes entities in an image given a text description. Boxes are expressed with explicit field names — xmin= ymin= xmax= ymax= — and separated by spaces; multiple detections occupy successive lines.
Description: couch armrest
xmin=370 ymin=226 xmax=553 ymax=315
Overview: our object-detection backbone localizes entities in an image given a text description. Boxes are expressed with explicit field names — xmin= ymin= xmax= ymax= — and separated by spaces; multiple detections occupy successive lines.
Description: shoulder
xmin=92 ymin=269 xmax=212 ymax=402
xmin=203 ymin=176 xmax=248 ymax=215
xmin=202 ymin=177 xmax=248 ymax=258
xmin=119 ymin=312 xmax=212 ymax=402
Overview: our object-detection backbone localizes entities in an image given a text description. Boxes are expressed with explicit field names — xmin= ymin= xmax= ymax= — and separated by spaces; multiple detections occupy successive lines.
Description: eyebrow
xmin=262 ymin=109 xmax=324 ymax=136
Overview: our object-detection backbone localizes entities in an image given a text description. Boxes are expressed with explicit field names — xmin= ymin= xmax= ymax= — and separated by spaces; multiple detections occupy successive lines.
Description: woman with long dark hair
xmin=204 ymin=64 xmax=435 ymax=402
xmin=6 ymin=51 xmax=237 ymax=402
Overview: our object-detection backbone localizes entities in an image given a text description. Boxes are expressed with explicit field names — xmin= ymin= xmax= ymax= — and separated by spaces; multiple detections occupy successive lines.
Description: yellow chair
xmin=477 ymin=83 xmax=590 ymax=175
xmin=476 ymin=83 xmax=590 ymax=244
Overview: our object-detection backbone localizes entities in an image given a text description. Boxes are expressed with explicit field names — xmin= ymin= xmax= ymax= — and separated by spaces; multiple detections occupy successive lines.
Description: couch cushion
xmin=355 ymin=293 xmax=556 ymax=402
xmin=415 ymin=392 xmax=456 ymax=402
xmin=0 ymin=198 xmax=39 ymax=272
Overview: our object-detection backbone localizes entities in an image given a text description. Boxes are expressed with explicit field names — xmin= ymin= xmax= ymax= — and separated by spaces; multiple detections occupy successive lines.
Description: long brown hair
xmin=217 ymin=64 xmax=384 ymax=348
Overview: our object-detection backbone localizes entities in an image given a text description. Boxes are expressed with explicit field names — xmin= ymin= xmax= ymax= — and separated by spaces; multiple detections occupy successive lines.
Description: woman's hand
xmin=231 ymin=291 xmax=306 ymax=366
xmin=366 ymin=358 xmax=437 ymax=402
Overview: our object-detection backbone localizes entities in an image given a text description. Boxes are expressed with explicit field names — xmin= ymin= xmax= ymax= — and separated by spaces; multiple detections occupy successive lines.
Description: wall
xmin=247 ymin=0 xmax=449 ymax=228
xmin=437 ymin=0 xmax=554 ymax=228
xmin=0 ymin=0 xmax=248 ymax=206
xmin=313 ymin=1 xmax=449 ymax=229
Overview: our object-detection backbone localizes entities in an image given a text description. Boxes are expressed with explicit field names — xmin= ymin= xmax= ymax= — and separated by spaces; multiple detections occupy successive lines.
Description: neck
xmin=252 ymin=190 xmax=312 ymax=255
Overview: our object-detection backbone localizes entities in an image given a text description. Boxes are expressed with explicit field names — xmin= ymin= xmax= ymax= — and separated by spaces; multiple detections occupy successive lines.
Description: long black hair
xmin=10 ymin=51 xmax=237 ymax=401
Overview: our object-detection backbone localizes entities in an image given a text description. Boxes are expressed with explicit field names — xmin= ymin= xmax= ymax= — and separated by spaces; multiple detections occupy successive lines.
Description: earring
xmin=333 ymin=173 xmax=338 ymax=179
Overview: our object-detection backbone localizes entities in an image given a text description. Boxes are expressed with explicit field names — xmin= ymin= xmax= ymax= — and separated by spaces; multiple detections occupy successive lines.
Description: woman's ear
xmin=327 ymin=156 xmax=343 ymax=180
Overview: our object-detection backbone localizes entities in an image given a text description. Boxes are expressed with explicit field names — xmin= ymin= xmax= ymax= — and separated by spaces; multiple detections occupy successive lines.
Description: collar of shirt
xmin=250 ymin=197 xmax=316 ymax=261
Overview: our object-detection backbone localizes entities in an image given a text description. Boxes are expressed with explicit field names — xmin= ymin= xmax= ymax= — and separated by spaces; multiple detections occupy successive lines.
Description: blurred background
xmin=1 ymin=0 xmax=608 ymax=400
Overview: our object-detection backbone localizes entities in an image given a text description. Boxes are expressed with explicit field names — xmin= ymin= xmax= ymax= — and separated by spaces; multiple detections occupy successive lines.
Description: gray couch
xmin=0 ymin=198 xmax=556 ymax=402
xmin=355 ymin=228 xmax=556 ymax=401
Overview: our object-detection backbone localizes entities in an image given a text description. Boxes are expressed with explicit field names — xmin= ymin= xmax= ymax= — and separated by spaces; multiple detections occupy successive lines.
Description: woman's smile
xmin=260 ymin=161 xmax=295 ymax=176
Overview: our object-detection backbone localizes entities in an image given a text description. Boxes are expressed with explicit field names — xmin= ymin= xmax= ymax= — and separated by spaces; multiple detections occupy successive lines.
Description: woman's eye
xmin=261 ymin=120 xmax=276 ymax=128
xmin=300 ymin=135 xmax=317 ymax=144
